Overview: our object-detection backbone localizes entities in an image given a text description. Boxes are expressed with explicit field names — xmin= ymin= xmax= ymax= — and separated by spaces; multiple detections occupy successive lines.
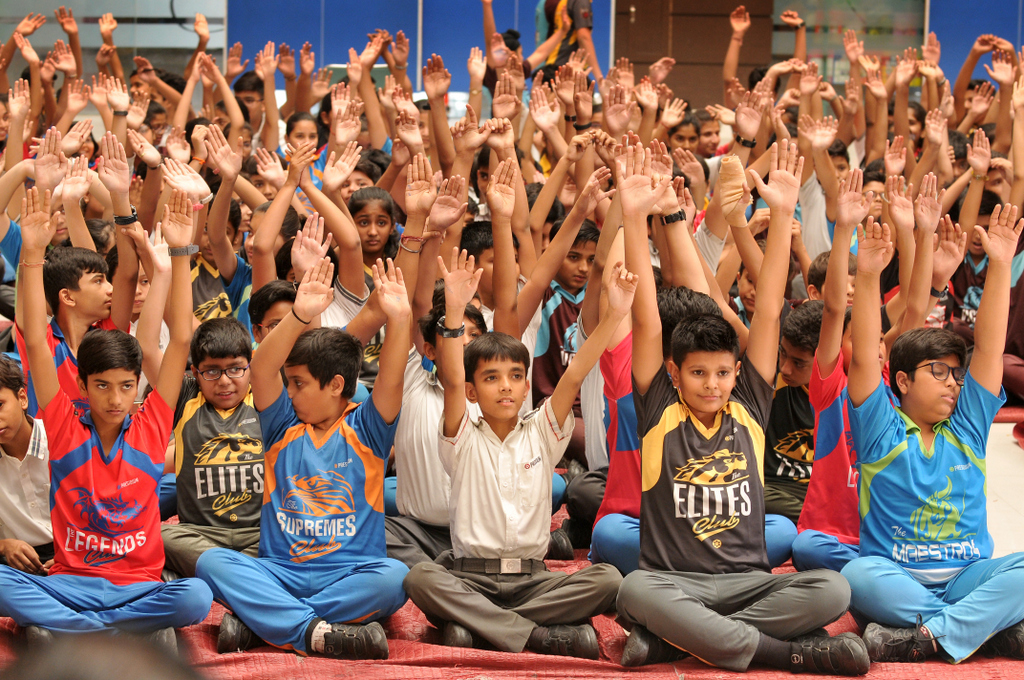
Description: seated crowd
xmin=0 ymin=3 xmax=1023 ymax=674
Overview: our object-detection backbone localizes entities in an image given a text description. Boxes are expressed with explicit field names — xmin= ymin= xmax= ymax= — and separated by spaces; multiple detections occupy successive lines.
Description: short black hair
xmin=464 ymin=332 xmax=530 ymax=383
xmin=191 ymin=317 xmax=253 ymax=365
xmin=42 ymin=247 xmax=109 ymax=314
xmin=354 ymin=158 xmax=383 ymax=183
xmin=948 ymin=130 xmax=968 ymax=160
xmin=525 ymin=183 xmax=565 ymax=224
xmin=249 ymin=280 xmax=296 ymax=327
xmin=233 ymin=71 xmax=263 ymax=94
xmin=360 ymin=148 xmax=390 ymax=179
xmin=85 ymin=219 xmax=115 ymax=253
xmin=978 ymin=189 xmax=1003 ymax=218
xmin=0 ymin=354 xmax=26 ymax=394
xmin=827 ymin=139 xmax=849 ymax=161
xmin=781 ymin=300 xmax=824 ymax=354
xmin=285 ymin=327 xmax=362 ymax=398
xmin=458 ymin=222 xmax=518 ymax=260
xmin=889 ymin=327 xmax=968 ymax=400
xmin=78 ymin=330 xmax=143 ymax=380
xmin=657 ymin=287 xmax=721 ymax=358
xmin=671 ymin=314 xmax=741 ymax=365
xmin=286 ymin=111 xmax=317 ymax=137
xmin=807 ymin=251 xmax=857 ymax=292
xmin=549 ymin=219 xmax=600 ymax=248
xmin=862 ymin=170 xmax=886 ymax=187
xmin=668 ymin=112 xmax=700 ymax=139
xmin=418 ymin=303 xmax=487 ymax=347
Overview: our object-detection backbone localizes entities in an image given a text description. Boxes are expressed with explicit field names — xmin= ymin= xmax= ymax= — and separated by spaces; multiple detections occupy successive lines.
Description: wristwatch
xmin=663 ymin=210 xmax=686 ymax=224
xmin=168 ymin=245 xmax=199 ymax=257
xmin=436 ymin=316 xmax=466 ymax=338
xmin=113 ymin=206 xmax=138 ymax=225
xmin=734 ymin=135 xmax=757 ymax=149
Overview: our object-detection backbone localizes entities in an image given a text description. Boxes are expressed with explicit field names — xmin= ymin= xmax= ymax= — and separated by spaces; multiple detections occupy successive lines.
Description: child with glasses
xmin=842 ymin=205 xmax=1024 ymax=664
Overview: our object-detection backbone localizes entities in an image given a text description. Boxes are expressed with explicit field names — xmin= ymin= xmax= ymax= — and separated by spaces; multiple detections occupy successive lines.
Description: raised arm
xmin=487 ymin=158 xmax=521 ymax=337
xmin=95 ymin=132 xmax=140 ymax=333
xmin=437 ymin=248 xmax=483 ymax=436
xmin=131 ymin=225 xmax=171 ymax=386
xmin=254 ymin=43 xmax=280 ymax=152
xmin=203 ymin=124 xmax=243 ymax=282
xmin=368 ymin=259 xmax=412 ymax=424
xmin=848 ymin=217 xmax=894 ymax=406
xmin=723 ymin=6 xmax=750 ymax=102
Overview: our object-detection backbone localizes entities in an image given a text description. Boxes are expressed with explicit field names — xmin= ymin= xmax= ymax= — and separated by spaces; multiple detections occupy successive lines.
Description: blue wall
xmin=930 ymin=0 xmax=1023 ymax=82
xmin=226 ymin=0 xmax=611 ymax=92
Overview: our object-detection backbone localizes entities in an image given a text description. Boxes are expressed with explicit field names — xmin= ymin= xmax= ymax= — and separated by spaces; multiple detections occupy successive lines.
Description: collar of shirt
xmin=0 ymin=418 xmax=46 ymax=460
xmin=550 ymin=279 xmax=586 ymax=305
xmin=964 ymin=252 xmax=989 ymax=275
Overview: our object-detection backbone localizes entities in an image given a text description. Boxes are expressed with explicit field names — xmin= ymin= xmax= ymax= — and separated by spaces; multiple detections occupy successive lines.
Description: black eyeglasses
xmin=198 ymin=365 xmax=250 ymax=381
xmin=913 ymin=361 xmax=966 ymax=385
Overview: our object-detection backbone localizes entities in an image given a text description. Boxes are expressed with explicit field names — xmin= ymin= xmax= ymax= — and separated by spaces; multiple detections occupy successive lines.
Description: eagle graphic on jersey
xmin=674 ymin=450 xmax=749 ymax=486
xmin=283 ymin=470 xmax=355 ymax=516
xmin=69 ymin=487 xmax=143 ymax=536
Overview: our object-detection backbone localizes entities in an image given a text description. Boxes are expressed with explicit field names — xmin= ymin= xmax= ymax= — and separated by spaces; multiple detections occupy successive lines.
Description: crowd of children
xmin=0 ymin=2 xmax=1022 ymax=673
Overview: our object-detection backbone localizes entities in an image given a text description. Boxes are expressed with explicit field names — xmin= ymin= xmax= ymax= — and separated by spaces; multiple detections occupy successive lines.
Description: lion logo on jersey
xmin=69 ymin=488 xmax=143 ymax=536
xmin=910 ymin=477 xmax=965 ymax=541
xmin=194 ymin=434 xmax=263 ymax=466
xmin=674 ymin=450 xmax=749 ymax=485
xmin=283 ymin=470 xmax=355 ymax=516
xmin=775 ymin=428 xmax=814 ymax=463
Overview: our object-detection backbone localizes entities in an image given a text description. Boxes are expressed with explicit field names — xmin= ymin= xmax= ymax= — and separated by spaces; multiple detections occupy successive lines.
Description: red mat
xmin=1 ymin=510 xmax=1021 ymax=679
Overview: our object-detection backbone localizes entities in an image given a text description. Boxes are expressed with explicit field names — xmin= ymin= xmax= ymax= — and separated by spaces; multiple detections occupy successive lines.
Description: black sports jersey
xmin=173 ymin=376 xmax=264 ymax=528
xmin=763 ymin=376 xmax=814 ymax=493
xmin=191 ymin=256 xmax=233 ymax=321
xmin=635 ymin=356 xmax=773 ymax=574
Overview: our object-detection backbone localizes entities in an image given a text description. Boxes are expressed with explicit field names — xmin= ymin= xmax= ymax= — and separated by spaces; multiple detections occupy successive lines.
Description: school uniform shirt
xmin=258 ymin=387 xmax=398 ymax=563
xmin=0 ymin=419 xmax=52 ymax=546
xmin=532 ymin=282 xmax=586 ymax=412
xmin=635 ymin=355 xmax=774 ymax=575
xmin=569 ymin=310 xmax=608 ymax=470
xmin=321 ymin=279 xmax=369 ymax=332
xmin=15 ymin=318 xmax=119 ymax=416
xmin=43 ymin=388 xmax=174 ymax=585
xmin=762 ymin=376 xmax=814 ymax=498
xmin=798 ymin=172 xmax=831 ymax=260
xmin=191 ymin=255 xmax=232 ymax=321
xmin=439 ymin=398 xmax=573 ymax=561
xmin=128 ymin=318 xmax=169 ymax=397
xmin=849 ymin=371 xmax=1005 ymax=582
xmin=172 ymin=376 xmax=264 ymax=528
xmin=593 ymin=333 xmax=641 ymax=526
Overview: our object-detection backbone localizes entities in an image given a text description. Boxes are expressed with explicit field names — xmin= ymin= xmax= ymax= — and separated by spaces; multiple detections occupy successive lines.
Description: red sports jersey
xmin=42 ymin=388 xmax=173 ymax=585
xmin=594 ymin=334 xmax=641 ymax=526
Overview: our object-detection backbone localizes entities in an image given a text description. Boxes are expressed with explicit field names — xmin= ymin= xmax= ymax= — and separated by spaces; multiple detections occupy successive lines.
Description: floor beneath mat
xmin=1 ymin=423 xmax=1022 ymax=679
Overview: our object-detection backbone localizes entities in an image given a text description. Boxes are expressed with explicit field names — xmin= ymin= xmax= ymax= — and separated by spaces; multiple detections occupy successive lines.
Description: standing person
xmin=538 ymin=0 xmax=603 ymax=82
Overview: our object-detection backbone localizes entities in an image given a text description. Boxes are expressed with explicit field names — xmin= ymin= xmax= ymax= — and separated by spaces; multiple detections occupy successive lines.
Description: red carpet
xmin=1 ymin=510 xmax=1021 ymax=678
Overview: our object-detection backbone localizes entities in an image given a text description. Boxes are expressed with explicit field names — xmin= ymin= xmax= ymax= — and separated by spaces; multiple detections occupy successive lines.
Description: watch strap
xmin=168 ymin=244 xmax=199 ymax=257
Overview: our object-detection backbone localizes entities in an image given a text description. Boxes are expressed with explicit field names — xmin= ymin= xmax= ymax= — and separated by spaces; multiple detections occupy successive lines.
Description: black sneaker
xmin=546 ymin=528 xmax=575 ymax=560
xmin=146 ymin=627 xmax=178 ymax=654
xmin=321 ymin=621 xmax=389 ymax=660
xmin=791 ymin=632 xmax=870 ymax=675
xmin=790 ymin=628 xmax=830 ymax=645
xmin=161 ymin=568 xmax=182 ymax=583
xmin=442 ymin=621 xmax=474 ymax=648
xmin=981 ymin=620 xmax=1024 ymax=659
xmin=620 ymin=624 xmax=687 ymax=667
xmin=560 ymin=517 xmax=592 ymax=550
xmin=532 ymin=623 xmax=599 ymax=659
xmin=565 ymin=459 xmax=586 ymax=483
xmin=862 ymin=615 xmax=938 ymax=663
xmin=217 ymin=612 xmax=264 ymax=654
xmin=24 ymin=626 xmax=54 ymax=648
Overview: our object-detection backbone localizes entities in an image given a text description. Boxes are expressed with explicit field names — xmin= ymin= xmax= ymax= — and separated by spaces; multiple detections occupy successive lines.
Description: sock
xmin=305 ymin=618 xmax=331 ymax=653
xmin=751 ymin=633 xmax=792 ymax=670
xmin=526 ymin=626 xmax=549 ymax=652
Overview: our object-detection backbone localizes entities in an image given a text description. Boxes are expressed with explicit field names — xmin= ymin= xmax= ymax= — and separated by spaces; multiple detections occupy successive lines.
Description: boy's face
xmin=897 ymin=353 xmax=962 ymax=424
xmin=253 ymin=300 xmax=293 ymax=344
xmin=67 ymin=270 xmax=114 ymax=321
xmin=863 ymin=181 xmax=885 ymax=219
xmin=555 ymin=241 xmax=596 ymax=294
xmin=148 ymin=113 xmax=168 ymax=139
xmin=969 ymin=214 xmax=990 ymax=257
xmin=669 ymin=124 xmax=699 ymax=153
xmin=668 ymin=351 xmax=740 ymax=421
xmin=474 ymin=248 xmax=495 ymax=302
xmin=236 ymin=91 xmax=264 ymax=126
xmin=193 ymin=356 xmax=251 ymax=411
xmin=78 ymin=368 xmax=139 ymax=427
xmin=0 ymin=386 xmax=29 ymax=444
xmin=986 ymin=171 xmax=1011 ymax=203
xmin=832 ymin=156 xmax=850 ymax=183
xmin=778 ymin=337 xmax=814 ymax=387
xmin=422 ymin=316 xmax=486 ymax=361
xmin=697 ymin=121 xmax=720 ymax=158
xmin=284 ymin=364 xmax=344 ymax=424
xmin=737 ymin=268 xmax=756 ymax=311
xmin=466 ymin=358 xmax=529 ymax=420
xmin=129 ymin=75 xmax=151 ymax=101
xmin=339 ymin=170 xmax=373 ymax=204
xmin=250 ymin=175 xmax=278 ymax=201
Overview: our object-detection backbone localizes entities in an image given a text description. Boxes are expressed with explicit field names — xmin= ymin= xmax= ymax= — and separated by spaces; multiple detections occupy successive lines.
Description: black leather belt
xmin=452 ymin=557 xmax=547 ymax=574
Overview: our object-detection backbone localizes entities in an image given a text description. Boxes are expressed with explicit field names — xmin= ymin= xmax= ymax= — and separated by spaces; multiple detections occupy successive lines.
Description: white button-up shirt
xmin=0 ymin=419 xmax=52 ymax=546
xmin=439 ymin=398 xmax=572 ymax=561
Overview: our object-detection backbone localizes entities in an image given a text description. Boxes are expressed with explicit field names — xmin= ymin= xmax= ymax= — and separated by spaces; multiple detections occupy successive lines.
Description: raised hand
xmin=613 ymin=57 xmax=635 ymax=89
xmin=13 ymin=33 xmax=39 ymax=66
xmin=573 ymin=70 xmax=594 ymax=122
xmin=293 ymin=257 xmax=336 ymax=322
xmin=127 ymin=128 xmax=160 ymax=168
xmin=8 ymin=80 xmax=31 ymax=121
xmin=747 ymin=142 xmax=803 ymax=214
xmin=894 ymin=53 xmax=918 ymax=89
xmin=252 ymin=147 xmax=284 ymax=189
xmin=485 ymin=117 xmax=514 ymax=151
xmin=856 ymin=217 xmax=895 ymax=274
xmin=429 ymin=176 xmax=468 ymax=232
xmin=604 ymin=262 xmax=638 ymax=317
xmin=619 ymin=141 xmax=668 ymax=217
xmin=733 ymin=90 xmax=765 ymax=140
xmin=886 ymin=175 xmax=915 ymax=233
xmin=126 ymin=91 xmax=149 ymax=130
xmin=966 ymin=127 xmax=991 ymax=175
xmin=105 ymin=77 xmax=130 ymax=112
xmin=884 ymin=135 xmax=907 ymax=177
xmin=779 ymin=10 xmax=803 ymax=27
xmin=836 ymin=169 xmax=871 ymax=229
xmin=98 ymin=13 xmax=118 ymax=41
xmin=204 ymin=125 xmax=242 ymax=180
xmin=799 ymin=62 xmax=821 ymax=97
xmin=63 ymin=119 xmax=93 ymax=157
xmin=492 ymin=71 xmax=522 ymax=120
xmin=321 ymin=141 xmax=362 ymax=194
xmin=165 ymin=126 xmax=191 ymax=163
xmin=529 ymin=85 xmax=562 ymax=131
xmin=226 ymin=42 xmax=249 ymax=81
xmin=648 ymin=57 xmax=676 ymax=85
xmin=20 ymin=187 xmax=55 ymax=252
xmin=311 ymin=67 xmax=333 ymax=101
xmin=603 ymin=83 xmax=637 ymax=139
xmin=922 ymin=31 xmax=941 ymax=63
xmin=52 ymin=40 xmax=76 ymax=75
xmin=396 ymin=110 xmax=425 ymax=155
xmin=932 ymin=216 xmax=967 ymax=285
xmin=438 ymin=247 xmax=482 ymax=310
xmin=913 ymin=173 xmax=945 ymax=233
xmin=292 ymin=213 xmax=334 ymax=275
xmin=405 ymin=153 xmax=439 ymax=217
xmin=809 ymin=115 xmax=838 ymax=152
xmin=730 ymin=5 xmax=751 ymax=33
xmin=254 ymin=41 xmax=278 ymax=80
xmin=659 ymin=98 xmax=688 ymax=129
xmin=983 ymin=50 xmax=1015 ymax=88
xmin=863 ymin=69 xmax=887 ymax=100
xmin=162 ymin=158 xmax=210 ymax=202
xmin=843 ymin=29 xmax=864 ymax=65
xmin=299 ymin=42 xmax=315 ymax=76
xmin=970 ymin=81 xmax=995 ymax=120
xmin=486 ymin=157 xmax=518 ymax=221
xmin=34 ymin=127 xmax=69 ymax=193
xmin=16 ymin=13 xmax=46 ymax=36
xmin=423 ymin=54 xmax=452 ymax=100
xmin=286 ymin=142 xmax=318 ymax=186
xmin=62 ymin=157 xmax=92 ymax=206
xmin=980 ymin=203 xmax=1024 ymax=264
xmin=467 ymin=46 xmax=486 ymax=85
xmin=372 ymin=258 xmax=410 ymax=322
xmin=451 ymin=105 xmax=491 ymax=156
xmin=634 ymin=77 xmax=659 ymax=112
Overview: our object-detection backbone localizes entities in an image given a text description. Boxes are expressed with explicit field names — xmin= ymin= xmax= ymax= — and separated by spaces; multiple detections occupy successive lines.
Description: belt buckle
xmin=500 ymin=558 xmax=522 ymax=574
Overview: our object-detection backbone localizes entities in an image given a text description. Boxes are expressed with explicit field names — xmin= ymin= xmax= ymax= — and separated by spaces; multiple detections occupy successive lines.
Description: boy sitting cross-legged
xmin=402 ymin=247 xmax=629 ymax=658
xmin=0 ymin=185 xmax=210 ymax=647
xmin=615 ymin=141 xmax=869 ymax=675
xmin=841 ymin=205 xmax=1024 ymax=664
xmin=196 ymin=256 xmax=412 ymax=660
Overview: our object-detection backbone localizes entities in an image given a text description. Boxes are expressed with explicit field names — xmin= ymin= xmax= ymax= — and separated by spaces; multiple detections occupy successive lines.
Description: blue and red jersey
xmin=43 ymin=388 xmax=173 ymax=585
xmin=594 ymin=333 xmax=641 ymax=526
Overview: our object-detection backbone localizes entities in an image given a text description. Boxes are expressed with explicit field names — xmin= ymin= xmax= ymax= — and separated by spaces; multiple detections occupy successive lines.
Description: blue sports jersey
xmin=849 ymin=371 xmax=1005 ymax=580
xmin=1 ymin=219 xmax=23 ymax=270
xmin=257 ymin=387 xmax=398 ymax=564
xmin=223 ymin=254 xmax=253 ymax=340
